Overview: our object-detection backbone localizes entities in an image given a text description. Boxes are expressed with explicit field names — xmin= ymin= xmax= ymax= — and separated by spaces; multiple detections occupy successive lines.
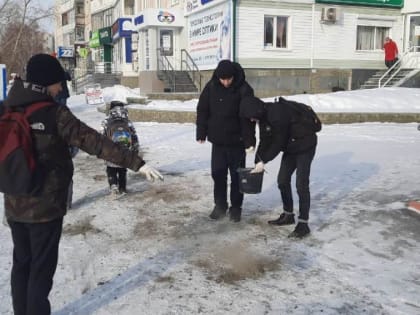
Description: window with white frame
xmin=356 ymin=25 xmax=389 ymax=50
xmin=264 ymin=15 xmax=288 ymax=48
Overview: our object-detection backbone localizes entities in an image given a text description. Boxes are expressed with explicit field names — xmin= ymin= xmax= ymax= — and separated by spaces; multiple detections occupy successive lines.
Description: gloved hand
xmin=139 ymin=164 xmax=164 ymax=181
xmin=245 ymin=146 xmax=255 ymax=154
xmin=251 ymin=161 xmax=264 ymax=173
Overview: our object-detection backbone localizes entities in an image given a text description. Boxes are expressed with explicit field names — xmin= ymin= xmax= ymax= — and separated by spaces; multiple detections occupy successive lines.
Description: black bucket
xmin=237 ymin=168 xmax=264 ymax=194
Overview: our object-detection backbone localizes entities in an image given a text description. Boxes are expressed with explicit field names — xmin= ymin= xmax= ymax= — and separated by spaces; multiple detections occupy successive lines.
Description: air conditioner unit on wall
xmin=321 ymin=7 xmax=339 ymax=23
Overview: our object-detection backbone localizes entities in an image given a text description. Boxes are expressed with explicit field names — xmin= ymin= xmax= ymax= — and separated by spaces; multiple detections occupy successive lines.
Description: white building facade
xmin=54 ymin=0 xmax=420 ymax=94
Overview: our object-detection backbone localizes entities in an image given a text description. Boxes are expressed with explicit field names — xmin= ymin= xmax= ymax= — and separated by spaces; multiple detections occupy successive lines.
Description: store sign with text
xmin=187 ymin=1 xmax=231 ymax=70
xmin=58 ymin=46 xmax=74 ymax=58
xmin=315 ymin=0 xmax=403 ymax=8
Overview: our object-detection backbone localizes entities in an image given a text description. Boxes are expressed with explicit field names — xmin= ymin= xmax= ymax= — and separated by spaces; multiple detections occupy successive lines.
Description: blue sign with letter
xmin=58 ymin=46 xmax=74 ymax=58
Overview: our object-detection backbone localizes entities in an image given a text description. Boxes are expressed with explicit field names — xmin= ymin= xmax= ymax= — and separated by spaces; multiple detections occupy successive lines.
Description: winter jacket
xmin=384 ymin=40 xmax=398 ymax=61
xmin=240 ymin=99 xmax=317 ymax=163
xmin=196 ymin=62 xmax=255 ymax=148
xmin=3 ymin=80 xmax=145 ymax=223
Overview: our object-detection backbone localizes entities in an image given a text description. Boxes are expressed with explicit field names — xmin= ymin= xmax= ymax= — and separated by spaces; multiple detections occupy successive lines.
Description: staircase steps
xmin=159 ymin=70 xmax=198 ymax=92
xmin=360 ymin=69 xmax=414 ymax=89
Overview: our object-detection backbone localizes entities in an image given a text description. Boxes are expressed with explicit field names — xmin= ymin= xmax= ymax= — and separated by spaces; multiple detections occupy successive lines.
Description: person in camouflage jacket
xmin=3 ymin=54 xmax=163 ymax=315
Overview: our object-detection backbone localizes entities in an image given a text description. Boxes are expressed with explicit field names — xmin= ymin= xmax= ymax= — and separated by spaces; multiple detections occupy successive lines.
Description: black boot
xmin=288 ymin=222 xmax=310 ymax=239
xmin=209 ymin=206 xmax=227 ymax=220
xmin=268 ymin=212 xmax=295 ymax=226
xmin=229 ymin=207 xmax=242 ymax=222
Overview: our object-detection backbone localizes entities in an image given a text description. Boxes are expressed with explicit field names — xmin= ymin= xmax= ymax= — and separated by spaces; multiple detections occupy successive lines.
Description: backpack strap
xmin=24 ymin=101 xmax=54 ymax=117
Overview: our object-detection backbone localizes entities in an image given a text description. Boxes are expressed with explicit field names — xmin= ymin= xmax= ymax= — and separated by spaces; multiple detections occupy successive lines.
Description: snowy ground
xmin=1 ymin=88 xmax=420 ymax=315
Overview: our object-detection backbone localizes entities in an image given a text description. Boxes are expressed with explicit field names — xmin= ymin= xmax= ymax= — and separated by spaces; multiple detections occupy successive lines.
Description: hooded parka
xmin=196 ymin=62 xmax=255 ymax=148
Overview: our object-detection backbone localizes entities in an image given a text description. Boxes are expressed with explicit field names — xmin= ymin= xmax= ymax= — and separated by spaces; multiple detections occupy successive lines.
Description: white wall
xmin=237 ymin=2 xmax=403 ymax=69
xmin=402 ymin=0 xmax=420 ymax=14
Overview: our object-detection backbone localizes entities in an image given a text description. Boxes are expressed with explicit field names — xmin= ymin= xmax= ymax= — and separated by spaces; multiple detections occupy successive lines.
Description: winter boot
xmin=110 ymin=184 xmax=119 ymax=197
xmin=268 ymin=212 xmax=295 ymax=226
xmin=288 ymin=222 xmax=310 ymax=239
xmin=209 ymin=205 xmax=227 ymax=220
xmin=229 ymin=207 xmax=242 ymax=222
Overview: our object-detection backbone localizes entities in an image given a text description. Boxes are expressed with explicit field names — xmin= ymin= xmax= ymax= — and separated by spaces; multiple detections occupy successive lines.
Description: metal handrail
xmin=181 ymin=49 xmax=202 ymax=91
xmin=156 ymin=48 xmax=175 ymax=91
xmin=378 ymin=45 xmax=420 ymax=88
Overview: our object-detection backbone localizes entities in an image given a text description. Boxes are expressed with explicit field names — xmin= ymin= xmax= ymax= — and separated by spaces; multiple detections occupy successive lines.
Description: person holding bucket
xmin=239 ymin=96 xmax=320 ymax=238
xmin=196 ymin=60 xmax=255 ymax=222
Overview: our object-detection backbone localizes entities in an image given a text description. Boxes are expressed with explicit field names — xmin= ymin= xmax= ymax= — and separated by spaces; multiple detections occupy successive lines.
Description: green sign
xmin=89 ymin=31 xmax=100 ymax=48
xmin=315 ymin=0 xmax=403 ymax=8
xmin=99 ymin=27 xmax=112 ymax=45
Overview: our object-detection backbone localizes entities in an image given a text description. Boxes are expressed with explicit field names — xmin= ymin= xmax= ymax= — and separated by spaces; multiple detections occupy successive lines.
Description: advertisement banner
xmin=187 ymin=1 xmax=231 ymax=70
xmin=84 ymin=84 xmax=105 ymax=105
xmin=315 ymin=0 xmax=403 ymax=8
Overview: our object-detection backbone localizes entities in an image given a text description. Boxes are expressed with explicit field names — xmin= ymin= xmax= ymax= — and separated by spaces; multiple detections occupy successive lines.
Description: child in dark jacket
xmin=102 ymin=101 xmax=140 ymax=195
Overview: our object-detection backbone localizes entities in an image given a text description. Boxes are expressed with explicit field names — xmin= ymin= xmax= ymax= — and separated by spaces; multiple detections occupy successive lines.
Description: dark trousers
xmin=9 ymin=218 xmax=63 ymax=315
xmin=385 ymin=59 xmax=397 ymax=69
xmin=67 ymin=179 xmax=73 ymax=209
xmin=106 ymin=167 xmax=127 ymax=191
xmin=277 ymin=147 xmax=316 ymax=221
xmin=211 ymin=144 xmax=245 ymax=209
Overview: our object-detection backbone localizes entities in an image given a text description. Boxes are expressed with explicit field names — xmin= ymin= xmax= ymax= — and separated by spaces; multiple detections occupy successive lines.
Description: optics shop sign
xmin=187 ymin=1 xmax=231 ymax=69
xmin=58 ymin=46 xmax=74 ymax=58
xmin=315 ymin=0 xmax=403 ymax=8
xmin=134 ymin=9 xmax=183 ymax=30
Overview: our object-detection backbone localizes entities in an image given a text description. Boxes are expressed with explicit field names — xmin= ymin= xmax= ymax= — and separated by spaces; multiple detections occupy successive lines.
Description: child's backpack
xmin=105 ymin=116 xmax=133 ymax=148
xmin=0 ymin=101 xmax=53 ymax=195
xmin=276 ymin=97 xmax=322 ymax=138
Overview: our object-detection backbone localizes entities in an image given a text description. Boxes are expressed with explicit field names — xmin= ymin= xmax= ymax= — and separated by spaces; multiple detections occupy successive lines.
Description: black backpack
xmin=275 ymin=97 xmax=322 ymax=138
xmin=105 ymin=118 xmax=133 ymax=148
xmin=0 ymin=101 xmax=53 ymax=195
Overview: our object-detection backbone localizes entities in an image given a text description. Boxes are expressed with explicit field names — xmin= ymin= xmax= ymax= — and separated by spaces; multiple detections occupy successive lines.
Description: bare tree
xmin=0 ymin=0 xmax=53 ymax=74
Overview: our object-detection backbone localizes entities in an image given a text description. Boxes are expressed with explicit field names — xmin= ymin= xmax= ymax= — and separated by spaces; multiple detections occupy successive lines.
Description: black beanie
xmin=215 ymin=59 xmax=235 ymax=79
xmin=26 ymin=54 xmax=65 ymax=87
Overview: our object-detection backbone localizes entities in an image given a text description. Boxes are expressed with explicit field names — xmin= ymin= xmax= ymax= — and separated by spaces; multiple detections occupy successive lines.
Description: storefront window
xmin=264 ymin=16 xmax=288 ymax=48
xmin=356 ymin=25 xmax=389 ymax=50
xmin=409 ymin=16 xmax=420 ymax=51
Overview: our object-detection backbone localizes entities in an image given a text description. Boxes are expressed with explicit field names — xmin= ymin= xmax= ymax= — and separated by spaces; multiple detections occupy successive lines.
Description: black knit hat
xmin=215 ymin=59 xmax=235 ymax=79
xmin=26 ymin=54 xmax=65 ymax=87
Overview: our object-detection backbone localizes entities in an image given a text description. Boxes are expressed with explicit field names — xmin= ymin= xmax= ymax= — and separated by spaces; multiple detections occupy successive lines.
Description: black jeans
xmin=9 ymin=218 xmax=63 ymax=315
xmin=106 ymin=167 xmax=127 ymax=191
xmin=211 ymin=144 xmax=245 ymax=209
xmin=277 ymin=147 xmax=316 ymax=221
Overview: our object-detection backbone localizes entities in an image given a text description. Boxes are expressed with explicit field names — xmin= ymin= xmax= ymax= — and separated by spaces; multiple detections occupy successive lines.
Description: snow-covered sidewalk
xmin=1 ymin=88 xmax=420 ymax=315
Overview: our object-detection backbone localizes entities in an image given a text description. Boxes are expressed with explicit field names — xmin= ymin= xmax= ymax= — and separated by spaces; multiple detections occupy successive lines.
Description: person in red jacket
xmin=383 ymin=37 xmax=399 ymax=69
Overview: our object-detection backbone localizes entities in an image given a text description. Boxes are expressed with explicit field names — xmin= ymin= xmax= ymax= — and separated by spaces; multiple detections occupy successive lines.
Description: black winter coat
xmin=196 ymin=63 xmax=255 ymax=148
xmin=241 ymin=101 xmax=317 ymax=163
xmin=3 ymin=80 xmax=145 ymax=223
